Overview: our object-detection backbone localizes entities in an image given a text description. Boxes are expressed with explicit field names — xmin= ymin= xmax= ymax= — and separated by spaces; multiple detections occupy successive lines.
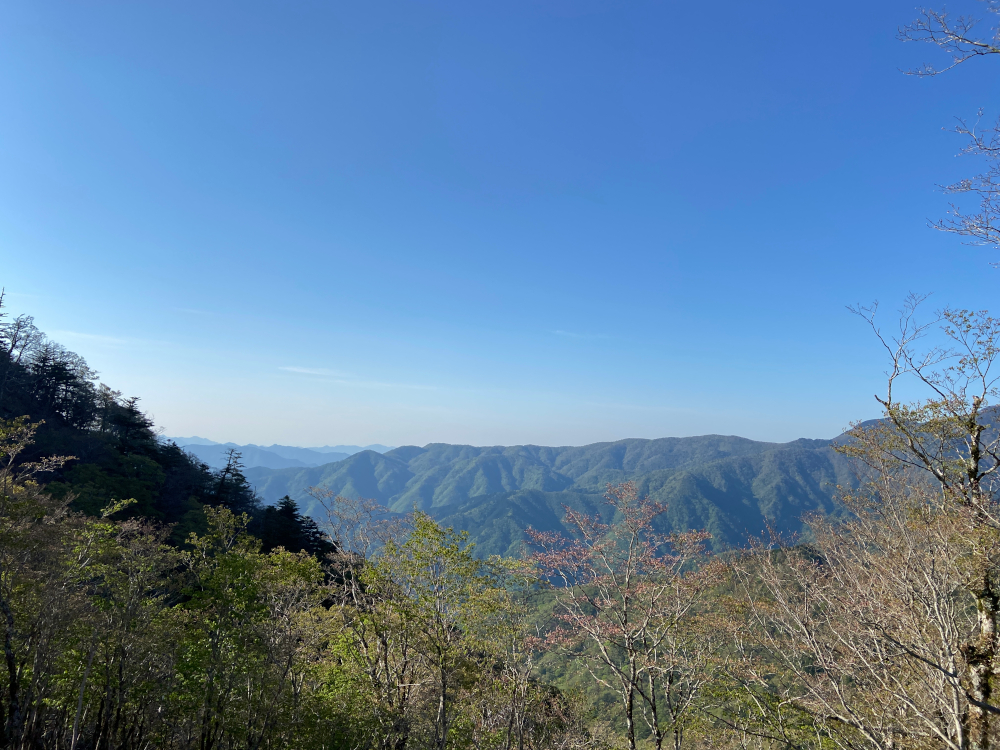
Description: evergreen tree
xmin=260 ymin=496 xmax=336 ymax=557
xmin=211 ymin=449 xmax=260 ymax=516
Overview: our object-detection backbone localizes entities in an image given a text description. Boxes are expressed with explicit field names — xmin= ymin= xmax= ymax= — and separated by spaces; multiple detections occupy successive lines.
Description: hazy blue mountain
xmin=245 ymin=435 xmax=855 ymax=556
xmin=251 ymin=444 xmax=350 ymax=465
xmin=163 ymin=438 xmax=375 ymax=469
xmin=167 ymin=436 xmax=221 ymax=447
xmin=180 ymin=443 xmax=311 ymax=471
xmin=307 ymin=444 xmax=394 ymax=454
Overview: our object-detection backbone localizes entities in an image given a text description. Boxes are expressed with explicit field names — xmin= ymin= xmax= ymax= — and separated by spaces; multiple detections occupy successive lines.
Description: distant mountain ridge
xmin=164 ymin=437 xmax=393 ymax=470
xmin=244 ymin=434 xmax=854 ymax=556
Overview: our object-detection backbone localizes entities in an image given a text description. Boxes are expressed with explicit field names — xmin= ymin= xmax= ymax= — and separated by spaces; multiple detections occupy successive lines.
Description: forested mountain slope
xmin=0 ymin=303 xmax=328 ymax=554
xmin=247 ymin=435 xmax=854 ymax=555
xmin=0 ymin=298 xmax=853 ymax=557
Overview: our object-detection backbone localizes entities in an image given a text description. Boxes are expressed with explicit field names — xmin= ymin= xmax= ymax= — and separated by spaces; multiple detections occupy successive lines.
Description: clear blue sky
xmin=2 ymin=0 xmax=997 ymax=447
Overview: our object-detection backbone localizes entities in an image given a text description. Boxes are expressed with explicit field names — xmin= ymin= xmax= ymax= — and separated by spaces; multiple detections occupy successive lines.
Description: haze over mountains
xmin=241 ymin=433 xmax=856 ymax=557
xmin=165 ymin=437 xmax=394 ymax=470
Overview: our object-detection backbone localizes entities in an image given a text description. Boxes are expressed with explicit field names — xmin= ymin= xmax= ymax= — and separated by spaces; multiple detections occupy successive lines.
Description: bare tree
xmin=529 ymin=482 xmax=724 ymax=750
xmin=900 ymin=3 xmax=1000 ymax=259
xmin=732 ymin=488 xmax=991 ymax=750
xmin=900 ymin=4 xmax=1000 ymax=77
xmin=723 ymin=300 xmax=1000 ymax=750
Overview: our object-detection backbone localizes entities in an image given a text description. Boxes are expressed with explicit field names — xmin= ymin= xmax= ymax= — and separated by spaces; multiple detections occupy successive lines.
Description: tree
xmin=723 ymin=300 xmax=1000 ymax=750
xmin=317 ymin=491 xmax=574 ymax=750
xmin=176 ymin=506 xmax=331 ymax=750
xmin=0 ymin=303 xmax=623 ymax=747
xmin=0 ymin=417 xmax=74 ymax=746
xmin=211 ymin=449 xmax=259 ymax=516
xmin=260 ymin=496 xmax=336 ymax=557
xmin=900 ymin=3 xmax=1000 ymax=260
xmin=72 ymin=512 xmax=180 ymax=750
xmin=381 ymin=511 xmax=530 ymax=750
xmin=317 ymin=493 xmax=422 ymax=750
xmin=0 ymin=292 xmax=43 ymax=412
xmin=529 ymin=482 xmax=724 ymax=750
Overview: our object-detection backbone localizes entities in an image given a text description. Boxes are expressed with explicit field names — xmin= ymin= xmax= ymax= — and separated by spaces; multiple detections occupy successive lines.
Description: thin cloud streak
xmin=551 ymin=330 xmax=609 ymax=340
xmin=172 ymin=307 xmax=214 ymax=316
xmin=50 ymin=330 xmax=134 ymax=346
xmin=321 ymin=378 xmax=440 ymax=391
xmin=279 ymin=366 xmax=351 ymax=377
xmin=280 ymin=367 xmax=438 ymax=391
xmin=582 ymin=400 xmax=701 ymax=413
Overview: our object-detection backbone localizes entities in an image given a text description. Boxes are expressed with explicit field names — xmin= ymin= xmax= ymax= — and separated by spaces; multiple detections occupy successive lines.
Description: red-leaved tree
xmin=528 ymin=482 xmax=725 ymax=750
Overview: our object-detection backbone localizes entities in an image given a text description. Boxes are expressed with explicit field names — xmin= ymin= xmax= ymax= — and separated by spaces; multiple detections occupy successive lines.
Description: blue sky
xmin=2 ymin=0 xmax=998 ymax=447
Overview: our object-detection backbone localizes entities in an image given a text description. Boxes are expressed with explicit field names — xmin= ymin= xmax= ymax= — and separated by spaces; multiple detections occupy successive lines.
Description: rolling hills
xmin=245 ymin=434 xmax=855 ymax=556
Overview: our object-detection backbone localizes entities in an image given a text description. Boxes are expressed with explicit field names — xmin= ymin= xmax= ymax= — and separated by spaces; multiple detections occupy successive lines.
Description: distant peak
xmin=165 ymin=436 xmax=221 ymax=446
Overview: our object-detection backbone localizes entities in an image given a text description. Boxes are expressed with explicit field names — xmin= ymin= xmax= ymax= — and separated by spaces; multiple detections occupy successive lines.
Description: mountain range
xmin=164 ymin=437 xmax=394 ymax=470
xmin=243 ymin=434 xmax=856 ymax=556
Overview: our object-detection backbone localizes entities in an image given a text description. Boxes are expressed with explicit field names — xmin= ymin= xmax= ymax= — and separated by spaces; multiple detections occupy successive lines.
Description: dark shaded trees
xmin=259 ymin=496 xmax=336 ymax=557
xmin=0 ymin=296 xmax=272 ymax=543
xmin=210 ymin=449 xmax=260 ymax=517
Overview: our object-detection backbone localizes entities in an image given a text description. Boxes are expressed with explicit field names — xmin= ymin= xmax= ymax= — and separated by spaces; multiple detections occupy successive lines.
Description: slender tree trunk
xmin=964 ymin=576 xmax=1000 ymax=750
xmin=435 ymin=661 xmax=448 ymax=750
xmin=70 ymin=641 xmax=96 ymax=750
xmin=93 ymin=696 xmax=106 ymax=750
xmin=646 ymin=671 xmax=664 ymax=750
xmin=502 ymin=674 xmax=518 ymax=750
xmin=0 ymin=591 xmax=21 ymax=747
xmin=621 ymin=677 xmax=636 ymax=750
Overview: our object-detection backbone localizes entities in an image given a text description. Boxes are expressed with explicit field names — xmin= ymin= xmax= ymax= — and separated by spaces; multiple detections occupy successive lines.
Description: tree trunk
xmin=70 ymin=641 xmax=96 ymax=750
xmin=623 ymin=686 xmax=636 ymax=750
xmin=435 ymin=663 xmax=448 ymax=750
xmin=964 ymin=577 xmax=1000 ymax=750
xmin=0 ymin=591 xmax=21 ymax=747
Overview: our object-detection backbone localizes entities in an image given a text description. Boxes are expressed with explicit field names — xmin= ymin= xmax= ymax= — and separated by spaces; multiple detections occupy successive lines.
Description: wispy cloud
xmin=324 ymin=378 xmax=440 ymax=391
xmin=551 ymin=330 xmax=609 ymax=340
xmin=172 ymin=307 xmax=213 ymax=315
xmin=279 ymin=367 xmax=439 ymax=391
xmin=50 ymin=330 xmax=132 ymax=346
xmin=279 ymin=366 xmax=352 ymax=377
xmin=582 ymin=400 xmax=693 ymax=413
xmin=2 ymin=290 xmax=44 ymax=301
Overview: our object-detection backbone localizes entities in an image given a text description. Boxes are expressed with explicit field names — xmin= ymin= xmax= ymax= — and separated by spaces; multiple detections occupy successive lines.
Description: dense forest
xmin=244 ymin=435 xmax=853 ymax=557
xmin=6 ymin=291 xmax=1000 ymax=750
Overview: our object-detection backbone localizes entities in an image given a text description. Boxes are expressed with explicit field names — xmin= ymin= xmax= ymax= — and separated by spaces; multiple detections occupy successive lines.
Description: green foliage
xmin=251 ymin=437 xmax=853 ymax=555
xmin=47 ymin=454 xmax=166 ymax=517
xmin=0 ymin=302 xmax=347 ymax=561
xmin=0 ymin=419 xmax=612 ymax=749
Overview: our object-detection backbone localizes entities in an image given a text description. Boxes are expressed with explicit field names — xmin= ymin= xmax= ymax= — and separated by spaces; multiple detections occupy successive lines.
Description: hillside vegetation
xmin=248 ymin=435 xmax=854 ymax=554
xmin=6 ymin=294 xmax=998 ymax=750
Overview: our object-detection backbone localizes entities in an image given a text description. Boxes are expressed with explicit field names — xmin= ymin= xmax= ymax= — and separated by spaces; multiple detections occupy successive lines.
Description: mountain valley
xmin=245 ymin=434 xmax=855 ymax=555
